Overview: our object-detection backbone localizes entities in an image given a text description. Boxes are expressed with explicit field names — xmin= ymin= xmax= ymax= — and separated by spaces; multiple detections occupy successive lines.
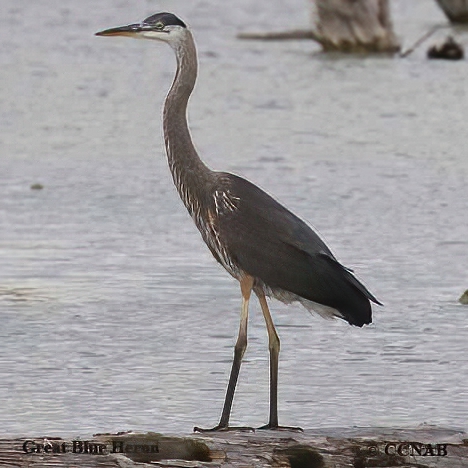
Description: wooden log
xmin=238 ymin=29 xmax=322 ymax=42
xmin=313 ymin=0 xmax=400 ymax=52
xmin=1 ymin=426 xmax=467 ymax=467
xmin=435 ymin=0 xmax=468 ymax=23
xmin=238 ymin=0 xmax=400 ymax=53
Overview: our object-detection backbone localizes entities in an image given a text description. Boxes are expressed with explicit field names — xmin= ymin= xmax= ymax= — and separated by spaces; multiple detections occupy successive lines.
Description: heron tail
xmin=311 ymin=253 xmax=381 ymax=327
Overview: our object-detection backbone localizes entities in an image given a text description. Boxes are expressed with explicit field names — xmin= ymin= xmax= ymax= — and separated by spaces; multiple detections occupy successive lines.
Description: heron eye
xmin=154 ymin=21 xmax=165 ymax=30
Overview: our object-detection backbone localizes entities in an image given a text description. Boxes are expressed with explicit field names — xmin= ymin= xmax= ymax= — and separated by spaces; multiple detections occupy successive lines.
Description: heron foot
xmin=257 ymin=424 xmax=303 ymax=432
xmin=194 ymin=424 xmax=255 ymax=433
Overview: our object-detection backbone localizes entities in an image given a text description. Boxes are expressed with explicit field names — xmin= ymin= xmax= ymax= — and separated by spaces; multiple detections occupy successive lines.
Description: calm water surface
xmin=1 ymin=0 xmax=467 ymax=436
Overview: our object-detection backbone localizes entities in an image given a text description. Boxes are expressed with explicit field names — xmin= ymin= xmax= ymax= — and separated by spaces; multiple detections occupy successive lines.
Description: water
xmin=1 ymin=0 xmax=467 ymax=437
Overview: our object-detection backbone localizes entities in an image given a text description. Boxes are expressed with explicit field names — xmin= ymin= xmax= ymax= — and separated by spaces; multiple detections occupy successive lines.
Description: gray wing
xmin=215 ymin=173 xmax=379 ymax=326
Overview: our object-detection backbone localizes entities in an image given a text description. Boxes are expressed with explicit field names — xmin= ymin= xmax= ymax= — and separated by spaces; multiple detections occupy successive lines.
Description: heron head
xmin=95 ymin=12 xmax=187 ymax=44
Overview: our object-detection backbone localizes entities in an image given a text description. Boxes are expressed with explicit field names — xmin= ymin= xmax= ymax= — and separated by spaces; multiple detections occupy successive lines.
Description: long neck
xmin=163 ymin=30 xmax=212 ymax=215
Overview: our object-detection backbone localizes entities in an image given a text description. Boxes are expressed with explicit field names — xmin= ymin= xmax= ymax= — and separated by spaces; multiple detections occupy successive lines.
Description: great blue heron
xmin=96 ymin=12 xmax=381 ymax=432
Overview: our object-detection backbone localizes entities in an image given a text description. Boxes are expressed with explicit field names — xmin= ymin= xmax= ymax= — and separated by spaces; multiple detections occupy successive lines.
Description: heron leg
xmin=194 ymin=275 xmax=254 ymax=432
xmin=256 ymin=291 xmax=303 ymax=432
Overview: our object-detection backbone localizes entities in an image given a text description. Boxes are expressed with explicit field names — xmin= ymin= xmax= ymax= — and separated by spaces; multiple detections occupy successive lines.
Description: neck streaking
xmin=163 ymin=30 xmax=213 ymax=217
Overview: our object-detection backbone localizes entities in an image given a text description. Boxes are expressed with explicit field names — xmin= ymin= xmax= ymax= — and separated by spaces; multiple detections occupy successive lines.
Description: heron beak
xmin=95 ymin=24 xmax=142 ymax=37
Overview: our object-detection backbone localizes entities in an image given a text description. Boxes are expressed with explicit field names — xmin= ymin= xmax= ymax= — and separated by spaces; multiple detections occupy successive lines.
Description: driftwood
xmin=2 ymin=426 xmax=467 ymax=467
xmin=239 ymin=0 xmax=400 ymax=54
xmin=435 ymin=0 xmax=468 ymax=23
xmin=399 ymin=26 xmax=443 ymax=58
xmin=313 ymin=0 xmax=400 ymax=52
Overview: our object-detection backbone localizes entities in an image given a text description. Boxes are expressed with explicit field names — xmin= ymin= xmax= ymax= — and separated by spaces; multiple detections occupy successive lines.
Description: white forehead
xmin=140 ymin=25 xmax=188 ymax=46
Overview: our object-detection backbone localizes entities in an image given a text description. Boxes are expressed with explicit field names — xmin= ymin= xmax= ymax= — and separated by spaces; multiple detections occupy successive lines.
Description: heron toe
xmin=257 ymin=423 xmax=303 ymax=432
xmin=194 ymin=425 xmax=255 ymax=433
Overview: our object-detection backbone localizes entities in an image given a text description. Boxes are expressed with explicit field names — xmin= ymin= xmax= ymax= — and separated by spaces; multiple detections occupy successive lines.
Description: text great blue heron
xmin=96 ymin=12 xmax=381 ymax=432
